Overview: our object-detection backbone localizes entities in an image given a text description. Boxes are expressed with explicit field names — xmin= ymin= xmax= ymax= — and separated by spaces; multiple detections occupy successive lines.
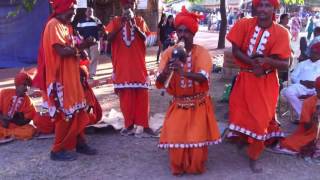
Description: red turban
xmin=120 ymin=0 xmax=136 ymax=6
xmin=15 ymin=72 xmax=32 ymax=87
xmin=252 ymin=0 xmax=280 ymax=8
xmin=311 ymin=42 xmax=320 ymax=53
xmin=174 ymin=6 xmax=201 ymax=34
xmin=315 ymin=76 xmax=320 ymax=89
xmin=49 ymin=0 xmax=76 ymax=14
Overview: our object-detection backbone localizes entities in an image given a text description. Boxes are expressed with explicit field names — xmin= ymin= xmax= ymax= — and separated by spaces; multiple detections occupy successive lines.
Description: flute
xmin=164 ymin=40 xmax=187 ymax=88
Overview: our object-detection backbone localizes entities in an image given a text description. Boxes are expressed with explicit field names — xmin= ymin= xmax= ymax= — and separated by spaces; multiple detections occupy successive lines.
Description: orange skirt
xmin=229 ymin=71 xmax=284 ymax=141
xmin=159 ymin=95 xmax=221 ymax=148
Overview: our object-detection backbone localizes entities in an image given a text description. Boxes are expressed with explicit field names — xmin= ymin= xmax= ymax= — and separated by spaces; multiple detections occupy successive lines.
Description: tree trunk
xmin=217 ymin=0 xmax=227 ymax=49
xmin=136 ymin=0 xmax=158 ymax=31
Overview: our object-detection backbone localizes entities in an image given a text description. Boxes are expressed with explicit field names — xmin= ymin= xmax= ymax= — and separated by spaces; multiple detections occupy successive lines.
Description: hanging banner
xmin=77 ymin=0 xmax=87 ymax=8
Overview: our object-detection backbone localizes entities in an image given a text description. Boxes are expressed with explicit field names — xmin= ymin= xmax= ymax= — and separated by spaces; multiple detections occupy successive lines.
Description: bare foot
xmin=249 ymin=159 xmax=263 ymax=173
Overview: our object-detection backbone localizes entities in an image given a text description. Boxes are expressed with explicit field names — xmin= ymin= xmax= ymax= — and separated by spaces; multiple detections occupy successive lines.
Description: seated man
xmin=305 ymin=27 xmax=320 ymax=58
xmin=33 ymin=64 xmax=102 ymax=134
xmin=274 ymin=76 xmax=320 ymax=157
xmin=0 ymin=72 xmax=36 ymax=140
xmin=282 ymin=42 xmax=320 ymax=122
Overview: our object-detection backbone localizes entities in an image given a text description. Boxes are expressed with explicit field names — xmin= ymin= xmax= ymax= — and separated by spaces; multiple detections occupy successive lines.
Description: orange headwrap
xmin=120 ymin=0 xmax=136 ymax=6
xmin=15 ymin=72 xmax=32 ymax=87
xmin=252 ymin=0 xmax=280 ymax=8
xmin=315 ymin=76 xmax=320 ymax=89
xmin=49 ymin=0 xmax=76 ymax=14
xmin=174 ymin=6 xmax=201 ymax=34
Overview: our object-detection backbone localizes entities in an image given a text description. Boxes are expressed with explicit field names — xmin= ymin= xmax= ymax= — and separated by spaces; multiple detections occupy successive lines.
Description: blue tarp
xmin=0 ymin=1 xmax=49 ymax=68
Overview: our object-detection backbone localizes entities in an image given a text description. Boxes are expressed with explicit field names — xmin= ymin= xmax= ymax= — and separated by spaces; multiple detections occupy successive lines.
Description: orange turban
xmin=49 ymin=0 xmax=76 ymax=14
xmin=174 ymin=6 xmax=201 ymax=34
xmin=315 ymin=76 xmax=320 ymax=89
xmin=120 ymin=0 xmax=136 ymax=6
xmin=15 ymin=72 xmax=32 ymax=87
xmin=252 ymin=0 xmax=280 ymax=8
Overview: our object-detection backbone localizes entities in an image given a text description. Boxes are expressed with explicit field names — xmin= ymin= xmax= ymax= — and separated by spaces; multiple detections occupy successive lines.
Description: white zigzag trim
xmin=113 ymin=82 xmax=150 ymax=89
xmin=228 ymin=123 xmax=284 ymax=141
xmin=247 ymin=26 xmax=261 ymax=56
xmin=158 ymin=139 xmax=222 ymax=149
xmin=8 ymin=96 xmax=24 ymax=118
xmin=256 ymin=30 xmax=270 ymax=55
xmin=47 ymin=82 xmax=87 ymax=119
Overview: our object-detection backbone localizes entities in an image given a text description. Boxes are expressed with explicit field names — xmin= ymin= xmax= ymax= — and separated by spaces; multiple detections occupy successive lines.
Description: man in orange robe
xmin=105 ymin=0 xmax=155 ymax=136
xmin=156 ymin=7 xmax=221 ymax=175
xmin=0 ymin=72 xmax=36 ymax=140
xmin=33 ymin=0 xmax=97 ymax=161
xmin=275 ymin=49 xmax=320 ymax=156
xmin=226 ymin=0 xmax=291 ymax=173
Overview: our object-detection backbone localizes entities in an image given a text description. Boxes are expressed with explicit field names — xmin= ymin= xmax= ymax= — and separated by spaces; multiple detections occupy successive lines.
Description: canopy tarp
xmin=0 ymin=1 xmax=49 ymax=68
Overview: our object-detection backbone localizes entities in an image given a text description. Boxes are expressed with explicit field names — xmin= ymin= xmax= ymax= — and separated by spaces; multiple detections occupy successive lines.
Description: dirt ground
xmin=0 ymin=30 xmax=318 ymax=180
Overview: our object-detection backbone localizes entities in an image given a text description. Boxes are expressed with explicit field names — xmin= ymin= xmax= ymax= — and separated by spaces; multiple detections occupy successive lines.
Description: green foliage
xmin=188 ymin=0 xmax=204 ymax=3
xmin=282 ymin=0 xmax=304 ymax=5
xmin=7 ymin=0 xmax=38 ymax=18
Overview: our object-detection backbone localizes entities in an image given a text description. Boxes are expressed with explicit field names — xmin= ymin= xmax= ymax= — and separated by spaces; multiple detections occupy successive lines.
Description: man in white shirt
xmin=282 ymin=42 xmax=320 ymax=122
xmin=314 ymin=15 xmax=320 ymax=28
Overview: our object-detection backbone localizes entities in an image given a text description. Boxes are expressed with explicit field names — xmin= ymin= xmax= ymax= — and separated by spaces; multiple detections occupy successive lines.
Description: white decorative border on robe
xmin=158 ymin=139 xmax=222 ymax=149
xmin=229 ymin=123 xmax=284 ymax=141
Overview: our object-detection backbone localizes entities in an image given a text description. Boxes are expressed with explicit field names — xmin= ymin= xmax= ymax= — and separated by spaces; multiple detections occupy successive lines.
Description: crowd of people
xmin=1 ymin=0 xmax=320 ymax=176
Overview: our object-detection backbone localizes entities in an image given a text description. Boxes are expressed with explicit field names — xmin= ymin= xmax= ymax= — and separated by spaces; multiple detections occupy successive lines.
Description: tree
xmin=7 ymin=0 xmax=38 ymax=17
xmin=282 ymin=0 xmax=304 ymax=4
xmin=217 ymin=0 xmax=227 ymax=49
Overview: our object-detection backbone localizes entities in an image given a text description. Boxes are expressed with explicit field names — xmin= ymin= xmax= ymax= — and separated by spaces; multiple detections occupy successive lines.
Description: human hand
xmin=252 ymin=64 xmax=265 ymax=77
xmin=169 ymin=59 xmax=183 ymax=74
xmin=84 ymin=36 xmax=96 ymax=46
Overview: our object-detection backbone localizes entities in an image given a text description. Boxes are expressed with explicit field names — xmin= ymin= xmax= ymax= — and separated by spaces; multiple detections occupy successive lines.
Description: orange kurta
xmin=33 ymin=71 xmax=102 ymax=134
xmin=105 ymin=16 xmax=150 ymax=88
xmin=105 ymin=16 xmax=150 ymax=128
xmin=157 ymin=45 xmax=221 ymax=174
xmin=280 ymin=96 xmax=319 ymax=152
xmin=43 ymin=18 xmax=86 ymax=118
xmin=227 ymin=17 xmax=291 ymax=141
xmin=33 ymin=88 xmax=100 ymax=134
xmin=0 ymin=89 xmax=36 ymax=140
xmin=42 ymin=18 xmax=89 ymax=152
